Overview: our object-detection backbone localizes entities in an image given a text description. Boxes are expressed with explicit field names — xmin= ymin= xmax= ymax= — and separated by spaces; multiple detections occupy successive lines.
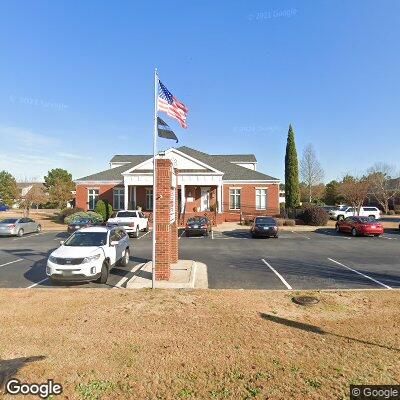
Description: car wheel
xmin=274 ymin=234 xmax=279 ymax=239
xmin=374 ymin=234 xmax=380 ymax=237
xmin=369 ymin=215 xmax=375 ymax=220
xmin=120 ymin=248 xmax=130 ymax=267
xmin=144 ymin=223 xmax=149 ymax=232
xmin=134 ymin=226 xmax=139 ymax=238
xmin=36 ymin=224 xmax=42 ymax=233
xmin=351 ymin=228 xmax=358 ymax=237
xmin=337 ymin=215 xmax=344 ymax=221
xmin=17 ymin=229 xmax=24 ymax=237
xmin=97 ymin=260 xmax=110 ymax=284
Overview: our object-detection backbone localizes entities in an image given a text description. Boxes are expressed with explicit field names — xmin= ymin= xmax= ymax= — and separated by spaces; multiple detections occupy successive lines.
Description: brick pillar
xmin=155 ymin=159 xmax=172 ymax=280
xmin=170 ymin=169 xmax=179 ymax=263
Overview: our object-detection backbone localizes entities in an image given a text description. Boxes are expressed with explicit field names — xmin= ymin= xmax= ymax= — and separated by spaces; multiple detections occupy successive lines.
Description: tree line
xmin=0 ymin=168 xmax=75 ymax=215
xmin=284 ymin=125 xmax=400 ymax=214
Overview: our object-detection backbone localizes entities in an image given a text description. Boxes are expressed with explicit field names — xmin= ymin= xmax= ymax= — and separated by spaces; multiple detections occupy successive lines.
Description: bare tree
xmin=300 ymin=144 xmax=324 ymax=202
xmin=367 ymin=163 xmax=400 ymax=213
xmin=18 ymin=180 xmax=47 ymax=217
xmin=339 ymin=175 xmax=372 ymax=214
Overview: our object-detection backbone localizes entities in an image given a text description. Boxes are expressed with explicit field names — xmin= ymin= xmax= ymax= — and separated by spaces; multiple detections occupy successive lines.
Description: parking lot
xmin=0 ymin=227 xmax=399 ymax=290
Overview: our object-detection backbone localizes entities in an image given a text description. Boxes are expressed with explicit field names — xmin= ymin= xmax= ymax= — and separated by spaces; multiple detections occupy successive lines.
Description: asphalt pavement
xmin=0 ymin=227 xmax=399 ymax=290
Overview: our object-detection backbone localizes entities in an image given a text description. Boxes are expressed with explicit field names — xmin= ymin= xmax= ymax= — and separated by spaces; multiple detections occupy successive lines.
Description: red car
xmin=336 ymin=216 xmax=384 ymax=237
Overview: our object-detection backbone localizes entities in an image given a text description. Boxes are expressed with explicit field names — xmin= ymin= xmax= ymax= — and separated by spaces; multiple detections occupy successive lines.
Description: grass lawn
xmin=0 ymin=289 xmax=399 ymax=399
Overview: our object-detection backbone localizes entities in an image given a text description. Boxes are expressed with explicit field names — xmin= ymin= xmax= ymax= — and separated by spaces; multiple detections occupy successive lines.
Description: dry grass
xmin=0 ymin=289 xmax=399 ymax=399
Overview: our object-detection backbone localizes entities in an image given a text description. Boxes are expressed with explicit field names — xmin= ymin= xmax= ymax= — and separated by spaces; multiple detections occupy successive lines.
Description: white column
xmin=133 ymin=186 xmax=137 ymax=209
xmin=217 ymin=184 xmax=223 ymax=213
xmin=124 ymin=182 xmax=129 ymax=210
xmin=180 ymin=184 xmax=185 ymax=213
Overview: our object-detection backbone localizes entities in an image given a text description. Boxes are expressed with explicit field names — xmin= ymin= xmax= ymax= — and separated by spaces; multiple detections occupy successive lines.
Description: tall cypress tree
xmin=285 ymin=124 xmax=300 ymax=210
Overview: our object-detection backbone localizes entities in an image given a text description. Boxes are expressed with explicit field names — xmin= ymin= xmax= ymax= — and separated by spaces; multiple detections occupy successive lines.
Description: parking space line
xmin=114 ymin=262 xmax=146 ymax=288
xmin=327 ymin=257 xmax=392 ymax=289
xmin=261 ymin=259 xmax=293 ymax=290
xmin=0 ymin=259 xmax=23 ymax=268
xmin=138 ymin=230 xmax=152 ymax=240
xmin=211 ymin=230 xmax=214 ymax=239
xmin=27 ymin=277 xmax=49 ymax=289
xmin=179 ymin=230 xmax=186 ymax=239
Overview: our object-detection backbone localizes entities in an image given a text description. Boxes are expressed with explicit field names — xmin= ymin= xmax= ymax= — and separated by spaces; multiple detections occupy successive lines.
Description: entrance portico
xmin=122 ymin=148 xmax=224 ymax=222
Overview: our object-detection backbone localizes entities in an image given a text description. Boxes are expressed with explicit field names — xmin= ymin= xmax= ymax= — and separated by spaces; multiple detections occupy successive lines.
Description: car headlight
xmin=48 ymin=255 xmax=57 ymax=263
xmin=82 ymin=254 xmax=101 ymax=264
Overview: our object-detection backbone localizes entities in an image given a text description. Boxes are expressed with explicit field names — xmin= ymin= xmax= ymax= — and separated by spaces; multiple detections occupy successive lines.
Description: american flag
xmin=157 ymin=79 xmax=189 ymax=129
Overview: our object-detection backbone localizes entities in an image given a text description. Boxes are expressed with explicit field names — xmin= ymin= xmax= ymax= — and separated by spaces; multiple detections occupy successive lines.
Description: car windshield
xmin=0 ymin=218 xmax=18 ymax=224
xmin=356 ymin=217 xmax=375 ymax=223
xmin=187 ymin=218 xmax=202 ymax=223
xmin=116 ymin=212 xmax=135 ymax=217
xmin=255 ymin=217 xmax=276 ymax=225
xmin=64 ymin=232 xmax=108 ymax=247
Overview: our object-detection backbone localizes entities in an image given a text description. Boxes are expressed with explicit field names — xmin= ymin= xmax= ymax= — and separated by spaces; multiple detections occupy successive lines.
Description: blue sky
xmin=1 ymin=0 xmax=399 ymax=182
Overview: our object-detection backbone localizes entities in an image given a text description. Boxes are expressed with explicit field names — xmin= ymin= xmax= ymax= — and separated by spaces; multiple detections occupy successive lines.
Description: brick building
xmin=75 ymin=146 xmax=280 ymax=224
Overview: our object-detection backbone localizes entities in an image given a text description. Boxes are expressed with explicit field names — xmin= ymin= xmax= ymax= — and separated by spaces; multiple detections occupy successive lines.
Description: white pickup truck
xmin=329 ymin=206 xmax=381 ymax=221
xmin=107 ymin=210 xmax=149 ymax=237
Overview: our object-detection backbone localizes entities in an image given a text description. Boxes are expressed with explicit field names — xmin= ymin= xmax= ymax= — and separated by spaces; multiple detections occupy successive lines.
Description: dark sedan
xmin=67 ymin=218 xmax=99 ymax=233
xmin=250 ymin=216 xmax=279 ymax=238
xmin=185 ymin=217 xmax=212 ymax=237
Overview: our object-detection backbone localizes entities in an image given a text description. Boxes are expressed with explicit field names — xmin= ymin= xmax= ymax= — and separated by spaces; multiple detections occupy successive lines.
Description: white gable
xmin=135 ymin=151 xmax=207 ymax=171
xmin=123 ymin=148 xmax=223 ymax=174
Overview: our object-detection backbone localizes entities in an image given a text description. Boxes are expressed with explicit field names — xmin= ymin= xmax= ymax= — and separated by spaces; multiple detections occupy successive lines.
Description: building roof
xmin=177 ymin=147 xmax=278 ymax=181
xmin=76 ymin=147 xmax=278 ymax=182
xmin=110 ymin=155 xmax=150 ymax=164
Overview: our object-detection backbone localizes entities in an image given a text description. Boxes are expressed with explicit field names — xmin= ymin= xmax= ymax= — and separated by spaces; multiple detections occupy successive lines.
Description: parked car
xmin=329 ymin=206 xmax=381 ymax=221
xmin=107 ymin=210 xmax=148 ymax=238
xmin=185 ymin=217 xmax=212 ymax=237
xmin=250 ymin=216 xmax=279 ymax=238
xmin=336 ymin=216 xmax=384 ymax=237
xmin=321 ymin=205 xmax=338 ymax=213
xmin=0 ymin=203 xmax=9 ymax=212
xmin=47 ymin=226 xmax=130 ymax=284
xmin=0 ymin=217 xmax=41 ymax=237
xmin=67 ymin=217 xmax=100 ymax=233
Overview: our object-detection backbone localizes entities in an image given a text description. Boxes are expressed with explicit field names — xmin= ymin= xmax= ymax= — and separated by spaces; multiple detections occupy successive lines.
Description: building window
xmin=146 ymin=188 xmax=153 ymax=210
xmin=113 ymin=188 xmax=125 ymax=210
xmin=229 ymin=188 xmax=241 ymax=210
xmin=88 ymin=189 xmax=99 ymax=210
xmin=256 ymin=188 xmax=267 ymax=210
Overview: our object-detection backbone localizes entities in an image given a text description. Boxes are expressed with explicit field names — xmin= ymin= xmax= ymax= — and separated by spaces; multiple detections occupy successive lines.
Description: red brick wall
xmin=222 ymin=183 xmax=280 ymax=221
xmin=76 ymin=184 xmax=122 ymax=211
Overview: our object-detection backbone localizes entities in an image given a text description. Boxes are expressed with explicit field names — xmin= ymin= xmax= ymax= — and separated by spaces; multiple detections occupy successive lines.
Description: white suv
xmin=47 ymin=226 xmax=130 ymax=284
xmin=329 ymin=206 xmax=381 ymax=221
xmin=107 ymin=210 xmax=148 ymax=238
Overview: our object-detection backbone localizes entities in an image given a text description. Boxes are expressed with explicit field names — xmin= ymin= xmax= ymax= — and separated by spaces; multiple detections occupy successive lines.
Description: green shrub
xmin=58 ymin=207 xmax=83 ymax=222
xmin=95 ymin=200 xmax=113 ymax=221
xmin=64 ymin=211 xmax=103 ymax=225
xmin=276 ymin=219 xmax=285 ymax=226
xmin=284 ymin=219 xmax=296 ymax=226
xmin=300 ymin=206 xmax=329 ymax=226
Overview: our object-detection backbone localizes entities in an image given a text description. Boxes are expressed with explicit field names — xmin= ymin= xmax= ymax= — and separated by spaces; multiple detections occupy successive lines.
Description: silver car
xmin=0 ymin=217 xmax=41 ymax=237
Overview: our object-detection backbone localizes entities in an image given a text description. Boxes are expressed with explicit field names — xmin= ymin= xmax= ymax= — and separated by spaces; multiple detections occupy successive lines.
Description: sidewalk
xmin=126 ymin=259 xmax=208 ymax=289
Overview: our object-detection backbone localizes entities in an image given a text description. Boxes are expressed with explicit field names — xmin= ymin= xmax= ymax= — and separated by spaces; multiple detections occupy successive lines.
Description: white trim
xmin=87 ymin=188 xmax=99 ymax=211
xmin=255 ymin=188 xmax=268 ymax=211
xmin=75 ymin=180 xmax=122 ymax=185
xmin=122 ymin=148 xmax=224 ymax=176
xmin=223 ymin=180 xmax=280 ymax=184
xmin=229 ymin=188 xmax=241 ymax=210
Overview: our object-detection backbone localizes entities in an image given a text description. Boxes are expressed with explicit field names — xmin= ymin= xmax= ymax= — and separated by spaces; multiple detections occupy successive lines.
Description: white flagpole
xmin=152 ymin=68 xmax=158 ymax=289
